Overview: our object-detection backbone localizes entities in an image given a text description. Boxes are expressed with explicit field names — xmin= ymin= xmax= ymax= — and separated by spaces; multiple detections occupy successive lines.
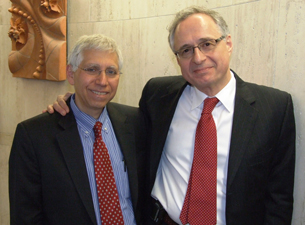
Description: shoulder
xmin=107 ymin=102 xmax=146 ymax=135
xmin=15 ymin=107 xmax=75 ymax=138
xmin=244 ymin=81 xmax=292 ymax=103
xmin=234 ymin=72 xmax=292 ymax=103
xmin=233 ymin=73 xmax=294 ymax=121
xmin=17 ymin=112 xmax=61 ymax=129
xmin=107 ymin=102 xmax=138 ymax=114
xmin=11 ymin=112 xmax=65 ymax=151
xmin=141 ymin=75 xmax=187 ymax=99
xmin=144 ymin=75 xmax=185 ymax=89
xmin=19 ymin=97 xmax=74 ymax=127
xmin=107 ymin=102 xmax=143 ymax=121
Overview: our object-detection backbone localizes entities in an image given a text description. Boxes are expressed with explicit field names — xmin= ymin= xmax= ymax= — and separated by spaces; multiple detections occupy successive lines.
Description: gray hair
xmin=68 ymin=34 xmax=123 ymax=71
xmin=168 ymin=6 xmax=230 ymax=52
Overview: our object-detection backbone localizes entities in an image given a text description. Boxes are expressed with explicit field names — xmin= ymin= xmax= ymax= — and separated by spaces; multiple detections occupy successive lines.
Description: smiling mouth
xmin=91 ymin=90 xmax=107 ymax=95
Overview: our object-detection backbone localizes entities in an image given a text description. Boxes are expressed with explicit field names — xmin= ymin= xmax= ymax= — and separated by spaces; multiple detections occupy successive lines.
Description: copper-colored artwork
xmin=8 ymin=0 xmax=67 ymax=81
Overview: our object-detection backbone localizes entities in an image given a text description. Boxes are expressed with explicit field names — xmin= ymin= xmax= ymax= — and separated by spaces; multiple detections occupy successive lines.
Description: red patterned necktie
xmin=93 ymin=121 xmax=124 ymax=225
xmin=180 ymin=97 xmax=219 ymax=225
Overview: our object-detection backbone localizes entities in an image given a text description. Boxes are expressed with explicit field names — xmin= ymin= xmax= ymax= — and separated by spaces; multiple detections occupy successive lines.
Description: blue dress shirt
xmin=70 ymin=95 xmax=136 ymax=225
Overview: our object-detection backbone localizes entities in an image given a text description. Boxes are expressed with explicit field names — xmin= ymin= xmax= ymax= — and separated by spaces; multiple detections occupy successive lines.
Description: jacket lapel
xmin=227 ymin=73 xmax=258 ymax=189
xmin=56 ymin=110 xmax=97 ymax=225
xmin=107 ymin=103 xmax=139 ymax=209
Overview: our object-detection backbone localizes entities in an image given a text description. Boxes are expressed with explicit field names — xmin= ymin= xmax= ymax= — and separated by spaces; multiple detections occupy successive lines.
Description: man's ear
xmin=176 ymin=54 xmax=182 ymax=68
xmin=66 ymin=65 xmax=75 ymax=85
xmin=225 ymin=34 xmax=233 ymax=54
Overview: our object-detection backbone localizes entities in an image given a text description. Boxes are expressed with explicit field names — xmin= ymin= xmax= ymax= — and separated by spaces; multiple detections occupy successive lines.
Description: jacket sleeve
xmin=264 ymin=93 xmax=295 ymax=224
xmin=9 ymin=122 xmax=44 ymax=225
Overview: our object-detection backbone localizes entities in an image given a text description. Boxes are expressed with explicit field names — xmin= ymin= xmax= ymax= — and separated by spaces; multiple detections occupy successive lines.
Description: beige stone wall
xmin=1 ymin=0 xmax=304 ymax=224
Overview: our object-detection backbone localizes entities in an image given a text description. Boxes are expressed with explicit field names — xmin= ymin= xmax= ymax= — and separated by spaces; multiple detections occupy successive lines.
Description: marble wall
xmin=0 ymin=0 xmax=304 ymax=224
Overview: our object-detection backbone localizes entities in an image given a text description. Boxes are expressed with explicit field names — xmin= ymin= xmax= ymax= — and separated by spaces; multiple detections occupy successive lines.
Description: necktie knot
xmin=93 ymin=121 xmax=102 ymax=138
xmin=203 ymin=97 xmax=219 ymax=114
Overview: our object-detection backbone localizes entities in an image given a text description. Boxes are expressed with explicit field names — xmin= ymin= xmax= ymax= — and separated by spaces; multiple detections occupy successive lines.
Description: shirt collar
xmin=190 ymin=71 xmax=236 ymax=112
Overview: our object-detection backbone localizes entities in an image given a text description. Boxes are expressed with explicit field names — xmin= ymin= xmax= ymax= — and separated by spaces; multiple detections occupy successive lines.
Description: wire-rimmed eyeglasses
xmin=174 ymin=35 xmax=226 ymax=59
xmin=78 ymin=66 xmax=121 ymax=77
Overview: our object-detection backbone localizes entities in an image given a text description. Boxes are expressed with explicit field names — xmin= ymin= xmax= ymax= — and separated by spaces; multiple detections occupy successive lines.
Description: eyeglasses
xmin=78 ymin=66 xmax=121 ymax=77
xmin=174 ymin=35 xmax=226 ymax=59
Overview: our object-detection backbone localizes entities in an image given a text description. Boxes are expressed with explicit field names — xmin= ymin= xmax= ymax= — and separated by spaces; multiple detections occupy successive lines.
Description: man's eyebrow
xmin=177 ymin=37 xmax=215 ymax=50
xmin=177 ymin=43 xmax=193 ymax=51
xmin=198 ymin=37 xmax=216 ymax=42
xmin=82 ymin=64 xmax=118 ymax=69
xmin=107 ymin=65 xmax=119 ymax=70
xmin=83 ymin=63 xmax=100 ymax=67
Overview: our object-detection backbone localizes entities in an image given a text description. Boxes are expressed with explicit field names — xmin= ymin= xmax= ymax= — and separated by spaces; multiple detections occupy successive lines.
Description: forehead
xmin=174 ymin=14 xmax=221 ymax=48
xmin=81 ymin=49 xmax=119 ymax=67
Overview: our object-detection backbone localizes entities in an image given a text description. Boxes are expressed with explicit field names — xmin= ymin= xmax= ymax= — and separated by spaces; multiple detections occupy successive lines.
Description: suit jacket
xmin=139 ymin=71 xmax=295 ymax=225
xmin=9 ymin=100 xmax=146 ymax=225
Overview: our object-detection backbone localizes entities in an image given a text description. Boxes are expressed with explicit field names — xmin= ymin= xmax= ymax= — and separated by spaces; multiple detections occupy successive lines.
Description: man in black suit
xmin=9 ymin=34 xmax=146 ymax=225
xmin=140 ymin=6 xmax=295 ymax=225
xmin=48 ymin=6 xmax=296 ymax=225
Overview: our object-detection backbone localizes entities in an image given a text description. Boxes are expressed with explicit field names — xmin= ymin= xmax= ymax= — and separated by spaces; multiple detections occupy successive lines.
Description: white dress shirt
xmin=151 ymin=72 xmax=236 ymax=225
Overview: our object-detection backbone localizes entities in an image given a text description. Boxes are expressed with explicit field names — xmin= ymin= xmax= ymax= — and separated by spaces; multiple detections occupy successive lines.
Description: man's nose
xmin=192 ymin=47 xmax=206 ymax=64
xmin=96 ymin=71 xmax=108 ymax=85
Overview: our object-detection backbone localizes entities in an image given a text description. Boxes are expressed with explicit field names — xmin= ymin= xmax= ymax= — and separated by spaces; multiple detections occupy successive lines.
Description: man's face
xmin=174 ymin=13 xmax=233 ymax=96
xmin=67 ymin=49 xmax=120 ymax=119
